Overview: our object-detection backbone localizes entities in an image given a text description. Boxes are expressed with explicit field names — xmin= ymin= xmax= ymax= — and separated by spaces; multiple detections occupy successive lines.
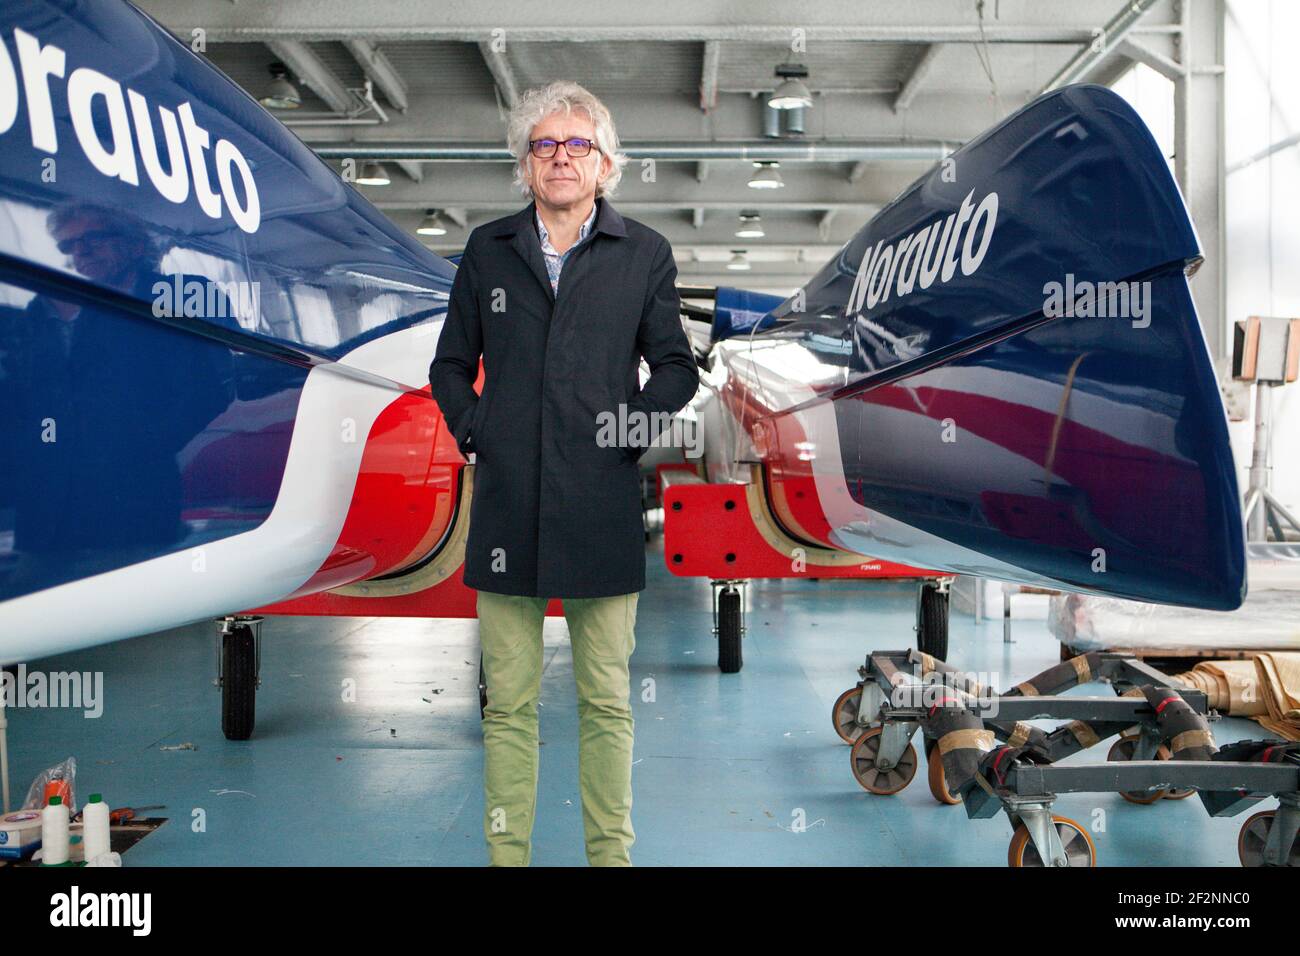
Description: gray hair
xmin=507 ymin=81 xmax=628 ymax=199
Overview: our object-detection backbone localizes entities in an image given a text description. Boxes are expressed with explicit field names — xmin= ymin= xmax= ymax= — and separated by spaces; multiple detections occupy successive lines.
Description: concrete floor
xmin=5 ymin=539 xmax=1263 ymax=866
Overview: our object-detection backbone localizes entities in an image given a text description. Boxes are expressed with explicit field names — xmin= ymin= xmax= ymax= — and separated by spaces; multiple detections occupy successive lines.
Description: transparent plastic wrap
xmin=1050 ymin=544 xmax=1300 ymax=653
xmin=22 ymin=756 xmax=77 ymax=813
xmin=1050 ymin=589 xmax=1300 ymax=652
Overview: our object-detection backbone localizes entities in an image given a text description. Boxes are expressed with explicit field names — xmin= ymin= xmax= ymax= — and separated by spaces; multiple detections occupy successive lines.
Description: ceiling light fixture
xmin=726 ymin=250 xmax=751 ymax=271
xmin=769 ymin=63 xmax=813 ymax=111
xmin=417 ymin=210 xmax=448 ymax=236
xmin=259 ymin=62 xmax=302 ymax=110
xmin=748 ymin=162 xmax=784 ymax=190
xmin=735 ymin=212 xmax=765 ymax=238
xmin=356 ymin=161 xmax=391 ymax=186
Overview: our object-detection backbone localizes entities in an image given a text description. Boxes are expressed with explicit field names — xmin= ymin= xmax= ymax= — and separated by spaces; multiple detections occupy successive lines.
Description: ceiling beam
xmin=440 ymin=207 xmax=469 ymax=228
xmin=266 ymin=40 xmax=352 ymax=114
xmin=1041 ymin=0 xmax=1162 ymax=92
xmin=136 ymin=0 xmax=1132 ymax=43
xmin=395 ymin=160 xmax=424 ymax=182
xmin=893 ymin=43 xmax=941 ymax=112
xmin=477 ymin=40 xmax=520 ymax=108
xmin=817 ymin=210 xmax=838 ymax=242
xmin=699 ymin=40 xmax=720 ymax=112
xmin=1115 ymin=36 xmax=1185 ymax=82
xmin=343 ymin=39 xmax=409 ymax=112
xmin=692 ymin=208 xmax=705 ymax=228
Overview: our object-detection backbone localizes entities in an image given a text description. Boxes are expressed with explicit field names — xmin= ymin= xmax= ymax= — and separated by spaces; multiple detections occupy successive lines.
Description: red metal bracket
xmin=662 ymin=475 xmax=934 ymax=580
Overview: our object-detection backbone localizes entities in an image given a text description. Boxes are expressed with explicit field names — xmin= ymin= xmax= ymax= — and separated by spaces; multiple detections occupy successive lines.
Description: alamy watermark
xmin=1042 ymin=273 xmax=1151 ymax=328
xmin=596 ymin=404 xmax=702 ymax=459
xmin=890 ymin=669 xmax=1002 ymax=717
xmin=152 ymin=273 xmax=260 ymax=323
xmin=1 ymin=665 xmax=103 ymax=718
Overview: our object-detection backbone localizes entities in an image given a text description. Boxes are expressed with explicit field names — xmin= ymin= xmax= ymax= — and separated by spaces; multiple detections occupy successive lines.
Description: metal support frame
xmin=1244 ymin=381 xmax=1300 ymax=542
xmin=1014 ymin=803 xmax=1069 ymax=868
xmin=876 ymin=720 xmax=918 ymax=771
xmin=1177 ymin=0 xmax=1227 ymax=360
xmin=709 ymin=579 xmax=747 ymax=639
xmin=1002 ymin=585 xmax=1012 ymax=644
xmin=850 ymin=676 xmax=887 ymax=734
xmin=215 ymin=615 xmax=264 ymax=690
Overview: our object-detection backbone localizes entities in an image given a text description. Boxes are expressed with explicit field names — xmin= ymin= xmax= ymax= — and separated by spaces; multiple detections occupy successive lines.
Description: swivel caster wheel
xmin=1107 ymin=733 xmax=1172 ymax=804
xmin=1007 ymin=816 xmax=1096 ymax=867
xmin=832 ymin=685 xmax=874 ymax=744
xmin=925 ymin=740 xmax=962 ymax=806
xmin=850 ymin=727 xmax=917 ymax=795
xmin=1238 ymin=810 xmax=1300 ymax=867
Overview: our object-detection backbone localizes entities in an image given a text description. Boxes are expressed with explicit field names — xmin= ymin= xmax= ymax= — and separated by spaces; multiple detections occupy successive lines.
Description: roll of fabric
xmin=1253 ymin=652 xmax=1300 ymax=739
xmin=1174 ymin=660 xmax=1267 ymax=716
xmin=1172 ymin=652 xmax=1300 ymax=740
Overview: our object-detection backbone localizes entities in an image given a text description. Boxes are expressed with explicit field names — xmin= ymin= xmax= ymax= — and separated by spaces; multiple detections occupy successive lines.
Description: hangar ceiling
xmin=135 ymin=0 xmax=1189 ymax=291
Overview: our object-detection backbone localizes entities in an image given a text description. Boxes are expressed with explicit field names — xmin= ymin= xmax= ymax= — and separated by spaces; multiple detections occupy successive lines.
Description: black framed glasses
xmin=56 ymin=230 xmax=115 ymax=255
xmin=529 ymin=138 xmax=600 ymax=159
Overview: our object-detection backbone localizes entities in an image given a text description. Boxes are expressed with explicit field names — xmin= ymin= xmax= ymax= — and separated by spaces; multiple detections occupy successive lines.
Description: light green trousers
xmin=476 ymin=590 xmax=638 ymax=866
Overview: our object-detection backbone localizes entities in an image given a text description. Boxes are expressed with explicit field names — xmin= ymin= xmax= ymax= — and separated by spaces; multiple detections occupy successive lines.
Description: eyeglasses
xmin=528 ymin=138 xmax=600 ymax=159
xmin=56 ymin=230 xmax=115 ymax=255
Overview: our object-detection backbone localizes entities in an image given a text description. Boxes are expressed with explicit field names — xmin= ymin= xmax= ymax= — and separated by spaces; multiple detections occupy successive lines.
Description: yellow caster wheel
xmin=1238 ymin=810 xmax=1300 ymax=867
xmin=832 ymin=685 xmax=873 ymax=744
xmin=850 ymin=727 xmax=917 ymax=795
xmin=1007 ymin=816 xmax=1096 ymax=867
xmin=926 ymin=744 xmax=962 ymax=805
xmin=1107 ymin=734 xmax=1171 ymax=804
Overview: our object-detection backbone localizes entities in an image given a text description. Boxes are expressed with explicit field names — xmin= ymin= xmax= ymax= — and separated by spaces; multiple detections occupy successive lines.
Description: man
xmin=429 ymin=81 xmax=698 ymax=866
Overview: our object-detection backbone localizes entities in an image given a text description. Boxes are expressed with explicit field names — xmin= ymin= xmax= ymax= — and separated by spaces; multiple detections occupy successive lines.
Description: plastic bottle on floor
xmin=82 ymin=793 xmax=111 ymax=863
xmin=41 ymin=795 xmax=70 ymax=866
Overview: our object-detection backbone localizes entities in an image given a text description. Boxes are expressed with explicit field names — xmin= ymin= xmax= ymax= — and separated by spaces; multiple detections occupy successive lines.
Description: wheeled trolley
xmin=835 ymin=648 xmax=1300 ymax=867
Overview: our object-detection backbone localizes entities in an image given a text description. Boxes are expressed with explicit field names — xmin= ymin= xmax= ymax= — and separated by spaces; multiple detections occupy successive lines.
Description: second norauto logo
xmin=846 ymin=189 xmax=998 ymax=317
xmin=0 ymin=27 xmax=261 ymax=234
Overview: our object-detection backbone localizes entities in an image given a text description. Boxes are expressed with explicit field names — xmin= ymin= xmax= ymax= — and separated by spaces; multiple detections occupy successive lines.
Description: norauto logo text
xmin=847 ymin=189 xmax=998 ymax=317
xmin=0 ymin=27 xmax=261 ymax=233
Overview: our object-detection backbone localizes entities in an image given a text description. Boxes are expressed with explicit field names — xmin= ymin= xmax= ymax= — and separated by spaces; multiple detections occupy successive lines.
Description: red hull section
xmin=661 ymin=465 xmax=933 ymax=581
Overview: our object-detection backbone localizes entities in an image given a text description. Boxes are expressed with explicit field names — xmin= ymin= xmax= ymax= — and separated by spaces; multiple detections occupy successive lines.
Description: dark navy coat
xmin=428 ymin=199 xmax=699 ymax=598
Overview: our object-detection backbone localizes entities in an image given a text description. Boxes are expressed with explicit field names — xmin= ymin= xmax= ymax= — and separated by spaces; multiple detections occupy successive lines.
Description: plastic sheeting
xmin=1051 ymin=588 xmax=1300 ymax=652
xmin=1050 ymin=544 xmax=1300 ymax=653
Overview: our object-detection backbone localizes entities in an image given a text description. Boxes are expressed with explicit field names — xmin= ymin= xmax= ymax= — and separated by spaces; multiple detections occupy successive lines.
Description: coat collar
xmin=490 ymin=197 xmax=626 ymax=302
xmin=488 ymin=197 xmax=627 ymax=239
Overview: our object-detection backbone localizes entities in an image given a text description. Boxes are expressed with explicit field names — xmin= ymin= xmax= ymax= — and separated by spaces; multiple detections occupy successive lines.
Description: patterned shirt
xmin=536 ymin=202 xmax=597 ymax=294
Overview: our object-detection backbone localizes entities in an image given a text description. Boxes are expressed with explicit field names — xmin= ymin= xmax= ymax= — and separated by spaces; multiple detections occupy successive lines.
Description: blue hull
xmin=759 ymin=85 xmax=1244 ymax=610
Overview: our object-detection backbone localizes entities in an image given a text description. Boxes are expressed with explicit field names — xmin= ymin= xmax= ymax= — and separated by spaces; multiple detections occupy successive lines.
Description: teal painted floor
xmin=5 ymin=539 xmax=1265 ymax=866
